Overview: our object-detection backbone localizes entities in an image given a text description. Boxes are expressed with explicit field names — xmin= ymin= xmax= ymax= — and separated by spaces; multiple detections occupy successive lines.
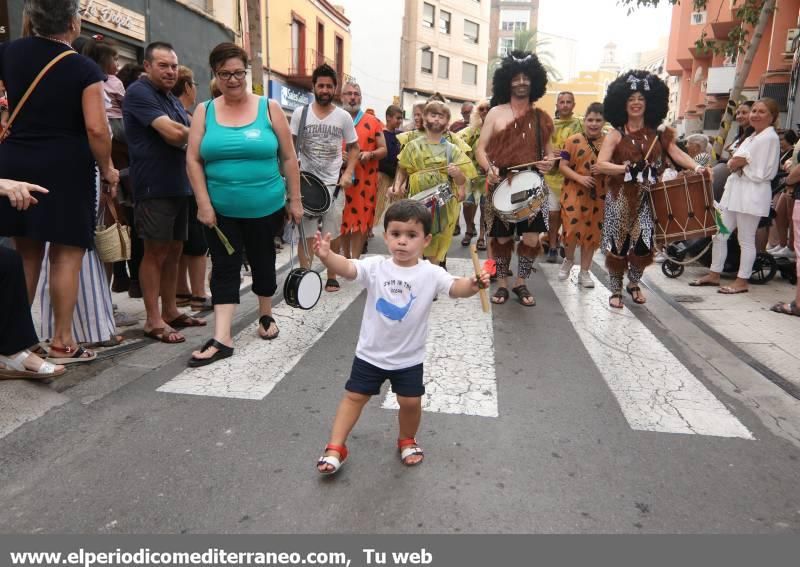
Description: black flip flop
xmin=259 ymin=315 xmax=280 ymax=340
xmin=325 ymin=278 xmax=341 ymax=292
xmin=188 ymin=338 xmax=233 ymax=368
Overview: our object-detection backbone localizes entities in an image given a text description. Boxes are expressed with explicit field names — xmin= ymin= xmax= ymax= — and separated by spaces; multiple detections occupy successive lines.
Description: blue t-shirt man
xmin=123 ymin=76 xmax=192 ymax=201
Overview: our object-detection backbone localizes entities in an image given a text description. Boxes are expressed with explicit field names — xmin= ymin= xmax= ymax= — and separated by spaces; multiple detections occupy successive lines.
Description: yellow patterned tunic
xmin=397 ymin=136 xmax=477 ymax=261
xmin=544 ymin=115 xmax=583 ymax=198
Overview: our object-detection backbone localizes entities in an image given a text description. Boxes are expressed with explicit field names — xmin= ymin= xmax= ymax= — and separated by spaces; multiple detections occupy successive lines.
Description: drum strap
xmin=535 ymin=111 xmax=543 ymax=161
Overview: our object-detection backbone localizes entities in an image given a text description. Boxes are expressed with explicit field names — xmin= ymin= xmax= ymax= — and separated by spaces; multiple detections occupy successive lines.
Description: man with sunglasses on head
xmin=124 ymin=41 xmax=205 ymax=345
xmin=290 ymin=63 xmax=359 ymax=293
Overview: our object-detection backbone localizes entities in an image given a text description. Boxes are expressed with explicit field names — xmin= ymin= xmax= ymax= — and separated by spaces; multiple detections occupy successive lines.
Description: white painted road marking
xmin=540 ymin=264 xmax=753 ymax=439
xmin=157 ymin=268 xmax=364 ymax=400
xmin=382 ymin=258 xmax=498 ymax=417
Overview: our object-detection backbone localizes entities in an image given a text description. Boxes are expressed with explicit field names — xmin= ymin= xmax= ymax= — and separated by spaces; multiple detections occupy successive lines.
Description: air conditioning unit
xmin=690 ymin=11 xmax=707 ymax=25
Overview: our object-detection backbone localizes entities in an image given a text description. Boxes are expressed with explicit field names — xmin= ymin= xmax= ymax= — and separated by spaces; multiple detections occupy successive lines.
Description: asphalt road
xmin=1 ymin=234 xmax=799 ymax=534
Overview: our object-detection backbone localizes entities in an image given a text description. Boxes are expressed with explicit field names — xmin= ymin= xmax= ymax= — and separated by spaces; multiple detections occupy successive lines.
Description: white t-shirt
xmin=353 ymin=256 xmax=456 ymax=370
xmin=290 ymin=104 xmax=358 ymax=187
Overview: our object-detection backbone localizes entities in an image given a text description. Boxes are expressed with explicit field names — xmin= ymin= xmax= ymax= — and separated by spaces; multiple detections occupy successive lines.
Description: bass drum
xmin=300 ymin=171 xmax=332 ymax=217
xmin=283 ymin=267 xmax=322 ymax=310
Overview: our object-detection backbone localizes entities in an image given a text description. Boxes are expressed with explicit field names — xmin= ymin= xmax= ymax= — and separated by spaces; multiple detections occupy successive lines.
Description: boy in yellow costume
xmin=390 ymin=101 xmax=476 ymax=263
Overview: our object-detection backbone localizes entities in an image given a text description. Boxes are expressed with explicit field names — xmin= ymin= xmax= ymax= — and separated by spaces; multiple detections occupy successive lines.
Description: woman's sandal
xmin=167 ymin=313 xmax=207 ymax=328
xmin=176 ymin=293 xmax=192 ymax=307
xmin=190 ymin=296 xmax=213 ymax=312
xmin=259 ymin=315 xmax=279 ymax=340
xmin=188 ymin=338 xmax=234 ymax=368
xmin=398 ymin=438 xmax=424 ymax=466
xmin=609 ymin=293 xmax=624 ymax=309
xmin=511 ymin=284 xmax=536 ymax=306
xmin=0 ymin=350 xmax=65 ymax=380
xmin=476 ymin=237 xmax=487 ymax=251
xmin=770 ymin=300 xmax=800 ymax=317
xmin=317 ymin=443 xmax=348 ymax=475
xmin=625 ymin=285 xmax=647 ymax=304
xmin=491 ymin=287 xmax=509 ymax=304
xmin=325 ymin=278 xmax=341 ymax=293
xmin=144 ymin=327 xmax=185 ymax=344
xmin=46 ymin=344 xmax=97 ymax=364
xmin=460 ymin=231 xmax=475 ymax=246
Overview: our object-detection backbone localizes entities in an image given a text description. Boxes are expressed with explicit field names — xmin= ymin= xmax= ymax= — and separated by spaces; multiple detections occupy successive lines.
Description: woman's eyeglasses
xmin=217 ymin=70 xmax=246 ymax=81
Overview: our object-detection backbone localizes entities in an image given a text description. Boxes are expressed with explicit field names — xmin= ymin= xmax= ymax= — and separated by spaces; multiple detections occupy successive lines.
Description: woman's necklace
xmin=38 ymin=35 xmax=74 ymax=49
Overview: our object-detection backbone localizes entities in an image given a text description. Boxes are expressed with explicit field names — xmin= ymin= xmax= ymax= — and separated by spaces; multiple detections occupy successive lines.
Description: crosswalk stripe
xmin=157 ymin=267 xmax=364 ymax=400
xmin=382 ymin=258 xmax=498 ymax=417
xmin=540 ymin=263 xmax=753 ymax=439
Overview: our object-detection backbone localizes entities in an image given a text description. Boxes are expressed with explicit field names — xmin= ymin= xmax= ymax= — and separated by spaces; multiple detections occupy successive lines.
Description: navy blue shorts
xmin=345 ymin=357 xmax=425 ymax=398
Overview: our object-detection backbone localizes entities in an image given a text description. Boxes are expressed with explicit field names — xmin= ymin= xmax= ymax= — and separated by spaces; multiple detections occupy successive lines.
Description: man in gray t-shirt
xmin=291 ymin=64 xmax=359 ymax=291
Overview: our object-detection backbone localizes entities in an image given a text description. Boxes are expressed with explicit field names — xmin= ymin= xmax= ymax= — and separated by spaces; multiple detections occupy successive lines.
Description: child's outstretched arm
xmin=449 ymin=270 xmax=490 ymax=298
xmin=312 ymin=231 xmax=357 ymax=280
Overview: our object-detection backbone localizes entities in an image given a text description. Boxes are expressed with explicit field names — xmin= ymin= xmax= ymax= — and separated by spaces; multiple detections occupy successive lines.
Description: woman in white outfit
xmin=690 ymin=98 xmax=780 ymax=293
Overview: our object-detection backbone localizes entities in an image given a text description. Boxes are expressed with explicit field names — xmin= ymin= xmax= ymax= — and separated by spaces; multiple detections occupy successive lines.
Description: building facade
xmin=666 ymin=0 xmax=800 ymax=134
xmin=489 ymin=0 xmax=539 ymax=59
xmin=258 ymin=0 xmax=352 ymax=117
xmin=3 ymin=0 xmax=238 ymax=99
xmin=399 ymin=0 xmax=491 ymax=120
xmin=538 ymin=70 xmax=618 ymax=119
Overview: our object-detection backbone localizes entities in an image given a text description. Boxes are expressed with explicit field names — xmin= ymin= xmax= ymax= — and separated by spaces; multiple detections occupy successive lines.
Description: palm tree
xmin=489 ymin=29 xmax=562 ymax=83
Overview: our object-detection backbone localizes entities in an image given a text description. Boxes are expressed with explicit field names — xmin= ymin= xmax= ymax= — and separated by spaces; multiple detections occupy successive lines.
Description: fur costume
xmin=516 ymin=241 xmax=541 ymax=279
xmin=492 ymin=238 xmax=515 ymax=279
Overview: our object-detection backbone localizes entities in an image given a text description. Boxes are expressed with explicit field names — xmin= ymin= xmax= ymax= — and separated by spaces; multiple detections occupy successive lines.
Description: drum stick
xmin=469 ymin=244 xmax=490 ymax=313
xmin=410 ymin=160 xmax=472 ymax=176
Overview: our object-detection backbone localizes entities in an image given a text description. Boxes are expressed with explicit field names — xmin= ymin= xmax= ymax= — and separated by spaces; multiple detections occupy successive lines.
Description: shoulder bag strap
xmin=3 ymin=50 xmax=75 ymax=137
xmin=295 ymin=104 xmax=310 ymax=155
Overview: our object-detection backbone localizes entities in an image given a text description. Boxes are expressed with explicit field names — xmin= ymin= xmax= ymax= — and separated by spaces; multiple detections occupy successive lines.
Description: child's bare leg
xmin=318 ymin=391 xmax=371 ymax=473
xmin=397 ymin=395 xmax=423 ymax=465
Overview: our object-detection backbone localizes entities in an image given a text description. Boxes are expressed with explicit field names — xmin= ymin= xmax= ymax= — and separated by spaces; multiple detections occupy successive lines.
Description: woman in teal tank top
xmin=186 ymin=43 xmax=302 ymax=367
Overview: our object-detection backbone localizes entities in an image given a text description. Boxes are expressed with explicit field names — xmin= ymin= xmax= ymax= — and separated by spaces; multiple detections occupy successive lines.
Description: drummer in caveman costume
xmin=595 ymin=70 xmax=703 ymax=309
xmin=476 ymin=50 xmax=556 ymax=307
xmin=312 ymin=200 xmax=489 ymax=476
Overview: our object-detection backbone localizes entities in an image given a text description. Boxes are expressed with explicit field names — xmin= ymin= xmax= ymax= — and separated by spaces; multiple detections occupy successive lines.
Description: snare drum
xmin=492 ymin=170 xmax=547 ymax=223
xmin=283 ymin=267 xmax=322 ymax=310
xmin=300 ymin=171 xmax=332 ymax=218
xmin=411 ymin=183 xmax=454 ymax=234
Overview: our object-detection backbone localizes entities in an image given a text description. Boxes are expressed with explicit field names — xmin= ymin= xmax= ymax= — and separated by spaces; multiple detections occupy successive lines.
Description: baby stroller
xmin=661 ymin=234 xmax=778 ymax=284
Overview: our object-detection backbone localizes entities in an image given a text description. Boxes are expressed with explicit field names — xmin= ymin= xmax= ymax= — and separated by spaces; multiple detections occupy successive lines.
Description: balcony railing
xmin=286 ymin=48 xmax=355 ymax=90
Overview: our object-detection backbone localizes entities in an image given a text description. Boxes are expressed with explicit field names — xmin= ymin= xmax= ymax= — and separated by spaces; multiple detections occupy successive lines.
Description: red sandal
xmin=398 ymin=438 xmax=424 ymax=466
xmin=317 ymin=443 xmax=348 ymax=476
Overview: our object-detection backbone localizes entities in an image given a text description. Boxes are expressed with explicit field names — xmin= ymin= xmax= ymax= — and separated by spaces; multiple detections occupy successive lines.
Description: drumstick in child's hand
xmin=470 ymin=244 xmax=490 ymax=313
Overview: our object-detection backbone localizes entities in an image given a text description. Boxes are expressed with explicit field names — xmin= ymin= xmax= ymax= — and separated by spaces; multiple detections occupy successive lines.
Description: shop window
xmin=438 ymin=55 xmax=449 ymax=79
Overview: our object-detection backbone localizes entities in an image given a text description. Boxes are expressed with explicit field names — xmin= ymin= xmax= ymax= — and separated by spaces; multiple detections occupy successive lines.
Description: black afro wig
xmin=603 ymin=69 xmax=669 ymax=129
xmin=490 ymin=50 xmax=548 ymax=108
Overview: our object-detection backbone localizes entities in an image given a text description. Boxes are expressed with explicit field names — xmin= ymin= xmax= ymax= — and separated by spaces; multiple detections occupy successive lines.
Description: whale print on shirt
xmin=376 ymin=294 xmax=417 ymax=322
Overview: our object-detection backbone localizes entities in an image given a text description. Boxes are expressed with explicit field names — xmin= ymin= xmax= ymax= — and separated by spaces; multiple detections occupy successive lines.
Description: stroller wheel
xmin=749 ymin=252 xmax=777 ymax=284
xmin=662 ymin=260 xmax=684 ymax=278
